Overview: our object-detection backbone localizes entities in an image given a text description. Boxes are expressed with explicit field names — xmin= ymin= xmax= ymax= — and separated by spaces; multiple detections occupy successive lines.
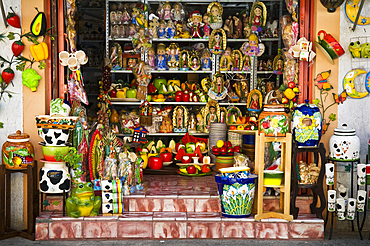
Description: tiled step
xmin=35 ymin=211 xmax=324 ymax=240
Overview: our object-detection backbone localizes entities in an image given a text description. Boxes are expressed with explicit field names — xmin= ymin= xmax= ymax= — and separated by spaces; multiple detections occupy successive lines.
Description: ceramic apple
xmin=182 ymin=155 xmax=192 ymax=164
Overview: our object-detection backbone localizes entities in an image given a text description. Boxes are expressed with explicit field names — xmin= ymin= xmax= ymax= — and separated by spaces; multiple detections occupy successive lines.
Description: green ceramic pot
xmin=42 ymin=146 xmax=70 ymax=161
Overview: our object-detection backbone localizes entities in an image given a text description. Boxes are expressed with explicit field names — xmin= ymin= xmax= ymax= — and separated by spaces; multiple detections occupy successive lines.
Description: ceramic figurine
xmin=131 ymin=8 xmax=139 ymax=25
xmin=156 ymin=43 xmax=167 ymax=70
xmin=233 ymin=15 xmax=243 ymax=39
xmin=201 ymin=49 xmax=212 ymax=71
xmin=196 ymin=112 xmax=204 ymax=132
xmin=133 ymin=61 xmax=152 ymax=100
xmin=159 ymin=106 xmax=173 ymax=133
xmin=292 ymin=100 xmax=322 ymax=147
xmin=122 ymin=7 xmax=131 ymax=24
xmin=203 ymin=13 xmax=211 ymax=38
xmin=249 ymin=1 xmax=267 ymax=33
xmin=208 ymin=72 xmax=228 ymax=101
xmin=241 ymin=11 xmax=251 ymax=38
xmin=172 ymin=105 xmax=188 ymax=133
xmin=247 ymin=89 xmax=263 ymax=114
xmin=187 ymin=10 xmax=204 ymax=38
xmin=158 ymin=1 xmax=172 ymax=20
xmin=219 ymin=47 xmax=233 ymax=71
xmin=171 ymin=2 xmax=185 ymax=23
xmin=240 ymin=34 xmax=265 ymax=56
xmin=242 ymin=54 xmax=251 ymax=71
xmin=273 ymin=49 xmax=284 ymax=74
xmin=223 ymin=16 xmax=233 ymax=38
xmin=207 ymin=2 xmax=223 ymax=29
xmin=175 ymin=22 xmax=191 ymax=38
xmin=203 ymin=100 xmax=220 ymax=132
xmin=166 ymin=43 xmax=180 ymax=70
xmin=66 ymin=182 xmax=102 ymax=218
xmin=166 ymin=20 xmax=176 ymax=38
xmin=189 ymin=51 xmax=201 ymax=71
xmin=188 ymin=113 xmax=197 ymax=133
xmin=157 ymin=20 xmax=167 ymax=38
xmin=149 ymin=19 xmax=159 ymax=38
xmin=132 ymin=28 xmax=152 ymax=53
xmin=179 ymin=50 xmax=189 ymax=71
xmin=232 ymin=50 xmax=243 ymax=71
xmin=147 ymin=47 xmax=156 ymax=68
xmin=209 ymin=29 xmax=227 ymax=55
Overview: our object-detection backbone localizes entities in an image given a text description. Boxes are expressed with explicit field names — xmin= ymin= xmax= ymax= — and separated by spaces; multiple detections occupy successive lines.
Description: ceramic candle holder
xmin=325 ymin=163 xmax=335 ymax=185
xmin=357 ymin=164 xmax=366 ymax=186
xmin=357 ymin=190 xmax=366 ymax=212
xmin=327 ymin=190 xmax=336 ymax=212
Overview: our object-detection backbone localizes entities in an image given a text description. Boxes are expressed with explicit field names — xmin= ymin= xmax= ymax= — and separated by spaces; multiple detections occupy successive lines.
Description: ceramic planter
xmin=38 ymin=128 xmax=70 ymax=146
xmin=292 ymin=101 xmax=322 ymax=147
xmin=39 ymin=160 xmax=71 ymax=193
xmin=2 ymin=130 xmax=34 ymax=169
xmin=329 ymin=123 xmax=360 ymax=161
xmin=258 ymin=103 xmax=289 ymax=137
xmin=42 ymin=146 xmax=70 ymax=161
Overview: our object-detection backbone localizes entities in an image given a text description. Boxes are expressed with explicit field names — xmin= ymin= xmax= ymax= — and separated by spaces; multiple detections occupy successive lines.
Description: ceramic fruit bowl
xmin=42 ymin=146 xmax=70 ymax=161
xmin=210 ymin=149 xmax=234 ymax=156
xmin=263 ymin=170 xmax=284 ymax=186
xmin=38 ymin=128 xmax=71 ymax=146
xmin=176 ymin=163 xmax=215 ymax=167
xmin=177 ymin=171 xmax=213 ymax=177
xmin=163 ymin=161 xmax=173 ymax=166
xmin=35 ymin=115 xmax=79 ymax=129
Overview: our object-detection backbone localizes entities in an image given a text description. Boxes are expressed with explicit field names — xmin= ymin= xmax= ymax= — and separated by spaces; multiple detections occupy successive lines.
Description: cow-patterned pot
xmin=329 ymin=123 xmax=360 ymax=162
xmin=39 ymin=159 xmax=71 ymax=193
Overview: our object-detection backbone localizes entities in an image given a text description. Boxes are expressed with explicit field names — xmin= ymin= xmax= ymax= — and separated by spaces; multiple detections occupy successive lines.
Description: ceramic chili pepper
xmin=11 ymin=41 xmax=24 ymax=57
xmin=6 ymin=8 xmax=21 ymax=28
xmin=2 ymin=68 xmax=15 ymax=84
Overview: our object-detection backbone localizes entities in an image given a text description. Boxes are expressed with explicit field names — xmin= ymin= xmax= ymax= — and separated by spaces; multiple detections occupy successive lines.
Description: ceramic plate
xmin=110 ymin=98 xmax=141 ymax=102
xmin=177 ymin=170 xmax=213 ymax=176
xmin=315 ymin=41 xmax=334 ymax=64
xmin=163 ymin=161 xmax=173 ymax=166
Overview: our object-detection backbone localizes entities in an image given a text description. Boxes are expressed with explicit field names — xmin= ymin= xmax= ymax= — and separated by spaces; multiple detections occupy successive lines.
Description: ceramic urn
xmin=2 ymin=130 xmax=34 ymax=169
xmin=329 ymin=123 xmax=360 ymax=162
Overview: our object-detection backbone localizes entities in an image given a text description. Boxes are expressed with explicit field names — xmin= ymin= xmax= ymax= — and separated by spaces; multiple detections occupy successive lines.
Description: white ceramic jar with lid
xmin=329 ymin=123 xmax=360 ymax=161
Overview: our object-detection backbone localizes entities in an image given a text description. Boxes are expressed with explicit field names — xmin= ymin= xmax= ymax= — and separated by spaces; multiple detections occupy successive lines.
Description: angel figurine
xmin=209 ymin=29 xmax=227 ymax=55
xmin=171 ymin=2 xmax=185 ymax=23
xmin=201 ymin=49 xmax=212 ymax=71
xmin=179 ymin=50 xmax=189 ymax=71
xmin=240 ymin=34 xmax=265 ymax=56
xmin=208 ymin=72 xmax=228 ymax=101
xmin=166 ymin=43 xmax=180 ymax=70
xmin=122 ymin=8 xmax=131 ymax=24
xmin=158 ymin=1 xmax=172 ymax=20
xmin=203 ymin=13 xmax=211 ymax=38
xmin=249 ymin=1 xmax=267 ymax=33
xmin=132 ymin=28 xmax=152 ymax=53
xmin=156 ymin=43 xmax=167 ymax=70
xmin=187 ymin=10 xmax=204 ymax=38
xmin=207 ymin=2 xmax=223 ymax=29
xmin=166 ymin=20 xmax=176 ymax=39
xmin=157 ymin=20 xmax=167 ymax=38
xmin=148 ymin=18 xmax=159 ymax=38
xmin=147 ymin=47 xmax=156 ymax=68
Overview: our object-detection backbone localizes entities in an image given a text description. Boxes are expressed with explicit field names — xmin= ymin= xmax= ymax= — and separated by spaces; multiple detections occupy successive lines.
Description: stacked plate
xmin=208 ymin=123 xmax=227 ymax=162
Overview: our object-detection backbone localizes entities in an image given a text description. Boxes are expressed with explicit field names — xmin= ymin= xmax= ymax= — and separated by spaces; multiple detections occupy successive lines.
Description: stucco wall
xmin=0 ymin=0 xmax=24 ymax=230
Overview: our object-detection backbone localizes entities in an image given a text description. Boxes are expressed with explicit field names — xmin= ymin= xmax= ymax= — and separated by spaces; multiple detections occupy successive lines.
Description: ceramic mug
xmin=67 ymin=57 xmax=80 ymax=71
xmin=357 ymin=164 xmax=366 ymax=185
xmin=290 ymin=45 xmax=301 ymax=58
xmin=347 ymin=198 xmax=356 ymax=212
xmin=300 ymin=41 xmax=312 ymax=52
xmin=357 ymin=190 xmax=366 ymax=212
xmin=59 ymin=51 xmax=69 ymax=66
xmin=325 ymin=163 xmax=335 ymax=185
xmin=316 ymin=30 xmax=345 ymax=60
xmin=75 ymin=50 xmax=88 ymax=65
xmin=38 ymin=128 xmax=70 ymax=146
xmin=300 ymin=51 xmax=309 ymax=61
xmin=327 ymin=190 xmax=336 ymax=212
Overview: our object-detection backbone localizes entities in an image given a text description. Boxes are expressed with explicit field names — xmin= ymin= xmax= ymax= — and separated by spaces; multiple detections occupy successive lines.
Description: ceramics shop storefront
xmin=0 ymin=0 xmax=368 ymax=241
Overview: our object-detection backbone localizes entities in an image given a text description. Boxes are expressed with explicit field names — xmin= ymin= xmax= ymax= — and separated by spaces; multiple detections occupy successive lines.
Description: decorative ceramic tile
xmin=83 ymin=221 xmax=117 ymax=238
xmin=118 ymin=221 xmax=153 ymax=238
xmin=35 ymin=223 xmax=49 ymax=240
xmin=129 ymin=198 xmax=162 ymax=212
xmin=178 ymin=191 xmax=210 ymax=198
xmin=290 ymin=223 xmax=324 ymax=239
xmin=153 ymin=212 xmax=187 ymax=221
xmin=119 ymin=212 xmax=153 ymax=221
xmin=44 ymin=197 xmax=63 ymax=212
xmin=194 ymin=198 xmax=221 ymax=212
xmin=49 ymin=222 xmax=83 ymax=239
xmin=222 ymin=222 xmax=255 ymax=238
xmin=162 ymin=199 xmax=195 ymax=212
xmin=153 ymin=222 xmax=186 ymax=238
xmin=146 ymin=190 xmax=178 ymax=198
xmin=187 ymin=222 xmax=221 ymax=238
xmin=255 ymin=222 xmax=289 ymax=239
xmin=187 ymin=212 xmax=221 ymax=221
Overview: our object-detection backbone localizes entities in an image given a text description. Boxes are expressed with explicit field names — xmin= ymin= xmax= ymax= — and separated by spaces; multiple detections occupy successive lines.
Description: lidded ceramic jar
xmin=292 ymin=100 xmax=322 ymax=147
xmin=39 ymin=160 xmax=71 ymax=193
xmin=2 ymin=130 xmax=34 ymax=169
xmin=258 ymin=102 xmax=289 ymax=137
xmin=329 ymin=123 xmax=360 ymax=161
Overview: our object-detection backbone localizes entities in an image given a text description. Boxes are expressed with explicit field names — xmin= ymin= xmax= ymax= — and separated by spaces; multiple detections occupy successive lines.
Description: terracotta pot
xmin=2 ymin=130 xmax=34 ymax=169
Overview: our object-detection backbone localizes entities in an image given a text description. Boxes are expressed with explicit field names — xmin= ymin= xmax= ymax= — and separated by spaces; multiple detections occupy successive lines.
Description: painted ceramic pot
xmin=39 ymin=159 xmax=70 ymax=193
xmin=292 ymin=101 xmax=322 ymax=147
xmin=315 ymin=30 xmax=345 ymax=64
xmin=42 ymin=146 xmax=70 ymax=161
xmin=258 ymin=103 xmax=289 ymax=137
xmin=2 ymin=130 xmax=34 ymax=169
xmin=329 ymin=123 xmax=360 ymax=162
xmin=320 ymin=0 xmax=345 ymax=13
xmin=35 ymin=115 xmax=79 ymax=129
xmin=38 ymin=128 xmax=70 ymax=146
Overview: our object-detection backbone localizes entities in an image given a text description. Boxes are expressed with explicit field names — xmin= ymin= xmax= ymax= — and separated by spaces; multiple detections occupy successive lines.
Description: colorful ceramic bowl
xmin=35 ymin=115 xmax=79 ymax=129
xmin=315 ymin=30 xmax=345 ymax=64
xmin=42 ymin=146 xmax=70 ymax=161
xmin=263 ymin=170 xmax=284 ymax=186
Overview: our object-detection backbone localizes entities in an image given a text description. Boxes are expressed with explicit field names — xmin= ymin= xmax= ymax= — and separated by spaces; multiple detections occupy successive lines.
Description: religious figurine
xmin=266 ymin=17 xmax=278 ymax=37
xmin=207 ymin=2 xmax=223 ymax=29
xmin=166 ymin=43 xmax=180 ymax=70
xmin=209 ymin=29 xmax=227 ymax=55
xmin=241 ymin=11 xmax=251 ymax=38
xmin=156 ymin=43 xmax=167 ymax=70
xmin=240 ymin=34 xmax=265 ymax=56
xmin=201 ymin=77 xmax=212 ymax=93
xmin=175 ymin=22 xmax=191 ymax=38
xmin=188 ymin=113 xmax=197 ymax=133
xmin=249 ymin=1 xmax=267 ymax=33
xmin=179 ymin=50 xmax=189 ymax=71
xmin=232 ymin=50 xmax=243 ymax=71
xmin=158 ymin=1 xmax=172 ymax=20
xmin=187 ymin=11 xmax=204 ymax=38
xmin=208 ymin=72 xmax=228 ymax=101
xmin=220 ymin=107 xmax=227 ymax=123
xmin=171 ymin=2 xmax=185 ymax=23
xmin=273 ymin=49 xmax=284 ymax=74
xmin=266 ymin=59 xmax=273 ymax=71
xmin=242 ymin=54 xmax=251 ymax=71
xmin=133 ymin=61 xmax=152 ymax=100
xmin=128 ymin=23 xmax=136 ymax=37
xmin=233 ymin=15 xmax=243 ymax=39
xmin=203 ymin=13 xmax=211 ymax=39
xmin=122 ymin=8 xmax=131 ymax=24
xmin=172 ymin=105 xmax=188 ymax=133
xmin=223 ymin=16 xmax=233 ymax=38
xmin=201 ymin=49 xmax=212 ymax=71
xmin=166 ymin=20 xmax=176 ymax=38
xmin=196 ymin=111 xmax=204 ymax=132
xmin=247 ymin=89 xmax=263 ymax=114
xmin=219 ymin=47 xmax=233 ymax=71
xmin=127 ymin=58 xmax=137 ymax=70
xmin=110 ymin=11 xmax=117 ymax=24
xmin=147 ymin=47 xmax=156 ymax=68
xmin=132 ymin=28 xmax=152 ymax=53
xmin=203 ymin=100 xmax=220 ymax=132
xmin=149 ymin=19 xmax=159 ymax=38
xmin=159 ymin=106 xmax=173 ymax=133
xmin=189 ymin=51 xmax=200 ymax=71
xmin=157 ymin=20 xmax=167 ymax=38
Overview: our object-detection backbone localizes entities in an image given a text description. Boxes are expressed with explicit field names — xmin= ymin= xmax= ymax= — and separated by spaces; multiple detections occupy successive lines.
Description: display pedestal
xmin=291 ymin=143 xmax=326 ymax=219
xmin=0 ymin=164 xmax=38 ymax=240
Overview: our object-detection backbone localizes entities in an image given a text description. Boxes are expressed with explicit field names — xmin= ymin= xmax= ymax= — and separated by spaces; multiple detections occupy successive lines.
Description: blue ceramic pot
xmin=292 ymin=100 xmax=322 ymax=147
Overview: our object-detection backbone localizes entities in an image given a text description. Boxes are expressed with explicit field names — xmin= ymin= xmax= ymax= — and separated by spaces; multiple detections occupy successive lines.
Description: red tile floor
xmin=36 ymin=175 xmax=324 ymax=240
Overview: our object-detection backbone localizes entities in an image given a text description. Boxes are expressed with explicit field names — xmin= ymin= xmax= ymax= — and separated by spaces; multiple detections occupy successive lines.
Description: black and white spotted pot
xmin=38 ymin=128 xmax=70 ymax=146
xmin=329 ymin=123 xmax=360 ymax=162
xmin=39 ymin=161 xmax=71 ymax=193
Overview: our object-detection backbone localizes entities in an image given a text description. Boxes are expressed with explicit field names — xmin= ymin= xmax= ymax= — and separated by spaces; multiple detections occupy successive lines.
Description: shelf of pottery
xmin=102 ymin=0 xmax=284 ymax=141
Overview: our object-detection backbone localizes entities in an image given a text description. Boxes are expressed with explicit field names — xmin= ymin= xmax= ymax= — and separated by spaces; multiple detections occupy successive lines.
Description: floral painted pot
xmin=329 ymin=123 xmax=360 ymax=162
xmin=2 ymin=130 xmax=34 ymax=169
xmin=258 ymin=103 xmax=289 ymax=137
xmin=292 ymin=100 xmax=322 ymax=147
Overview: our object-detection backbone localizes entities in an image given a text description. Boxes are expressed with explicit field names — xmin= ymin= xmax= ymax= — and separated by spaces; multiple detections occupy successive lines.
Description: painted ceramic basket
xmin=35 ymin=115 xmax=79 ymax=129
xmin=215 ymin=174 xmax=257 ymax=218
xmin=292 ymin=100 xmax=322 ymax=147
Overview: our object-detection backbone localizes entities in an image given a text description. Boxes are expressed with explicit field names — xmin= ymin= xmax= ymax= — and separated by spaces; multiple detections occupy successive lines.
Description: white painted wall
xmin=0 ymin=0 xmax=24 ymax=230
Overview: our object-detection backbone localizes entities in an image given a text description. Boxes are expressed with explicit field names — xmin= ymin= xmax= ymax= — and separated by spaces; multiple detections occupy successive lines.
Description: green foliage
xmin=41 ymin=199 xmax=50 ymax=207
xmin=55 ymin=147 xmax=83 ymax=183
xmin=7 ymin=32 xmax=15 ymax=40
xmin=38 ymin=61 xmax=46 ymax=70
xmin=312 ymin=98 xmax=320 ymax=106
xmin=52 ymin=200 xmax=60 ymax=206
xmin=329 ymin=113 xmax=336 ymax=121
